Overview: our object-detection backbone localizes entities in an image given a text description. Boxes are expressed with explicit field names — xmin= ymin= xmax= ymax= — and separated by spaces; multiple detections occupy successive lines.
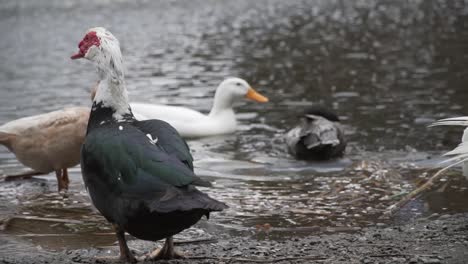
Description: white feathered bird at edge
xmin=430 ymin=116 xmax=468 ymax=179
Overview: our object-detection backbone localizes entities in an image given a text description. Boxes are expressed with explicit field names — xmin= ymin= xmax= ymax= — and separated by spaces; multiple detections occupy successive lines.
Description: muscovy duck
xmin=0 ymin=107 xmax=89 ymax=191
xmin=285 ymin=106 xmax=346 ymax=160
xmin=71 ymin=27 xmax=227 ymax=261
xmin=131 ymin=77 xmax=268 ymax=138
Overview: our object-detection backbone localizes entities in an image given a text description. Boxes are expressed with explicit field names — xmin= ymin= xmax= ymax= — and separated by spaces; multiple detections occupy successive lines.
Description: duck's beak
xmin=71 ymin=51 xmax=84 ymax=60
xmin=71 ymin=43 xmax=85 ymax=60
xmin=246 ymin=87 xmax=269 ymax=103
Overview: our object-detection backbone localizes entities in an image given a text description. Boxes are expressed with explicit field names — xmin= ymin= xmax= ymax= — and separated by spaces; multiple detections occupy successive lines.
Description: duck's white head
xmin=219 ymin=78 xmax=268 ymax=102
xmin=71 ymin=27 xmax=124 ymax=79
xmin=211 ymin=78 xmax=268 ymax=115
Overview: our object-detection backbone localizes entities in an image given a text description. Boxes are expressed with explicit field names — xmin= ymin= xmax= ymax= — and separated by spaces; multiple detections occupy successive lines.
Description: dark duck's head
xmin=302 ymin=105 xmax=340 ymax=122
xmin=71 ymin=28 xmax=132 ymax=123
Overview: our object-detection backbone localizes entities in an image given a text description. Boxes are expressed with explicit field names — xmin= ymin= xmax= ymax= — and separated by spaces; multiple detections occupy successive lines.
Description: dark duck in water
xmin=285 ymin=106 xmax=346 ymax=160
xmin=71 ymin=27 xmax=227 ymax=262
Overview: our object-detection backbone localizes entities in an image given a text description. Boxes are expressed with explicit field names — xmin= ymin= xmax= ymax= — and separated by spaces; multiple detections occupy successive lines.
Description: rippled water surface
xmin=1 ymin=0 xmax=468 ymax=250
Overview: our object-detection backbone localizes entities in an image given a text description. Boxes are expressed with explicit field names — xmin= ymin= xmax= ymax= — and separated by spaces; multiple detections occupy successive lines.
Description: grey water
xmin=1 ymin=0 xmax=468 ymax=250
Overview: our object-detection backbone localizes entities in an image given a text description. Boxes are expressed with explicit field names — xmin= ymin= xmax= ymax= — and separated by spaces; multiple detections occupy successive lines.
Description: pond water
xmin=1 ymin=0 xmax=468 ymax=251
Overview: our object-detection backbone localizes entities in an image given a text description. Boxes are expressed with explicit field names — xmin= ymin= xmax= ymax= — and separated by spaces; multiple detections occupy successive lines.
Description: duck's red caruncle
xmin=71 ymin=31 xmax=100 ymax=60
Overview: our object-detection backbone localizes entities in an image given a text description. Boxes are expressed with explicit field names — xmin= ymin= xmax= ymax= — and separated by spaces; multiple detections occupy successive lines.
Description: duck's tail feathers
xmin=435 ymin=154 xmax=468 ymax=180
xmin=443 ymin=142 xmax=468 ymax=157
xmin=148 ymin=186 xmax=228 ymax=214
xmin=192 ymin=176 xmax=213 ymax=187
xmin=0 ymin=131 xmax=15 ymax=149
xmin=436 ymin=141 xmax=468 ymax=180
xmin=429 ymin=116 xmax=468 ymax=127
xmin=303 ymin=123 xmax=341 ymax=149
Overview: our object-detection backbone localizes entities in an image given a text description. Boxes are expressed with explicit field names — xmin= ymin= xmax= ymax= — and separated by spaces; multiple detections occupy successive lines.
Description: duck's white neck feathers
xmin=91 ymin=28 xmax=130 ymax=121
xmin=94 ymin=79 xmax=130 ymax=121
xmin=209 ymin=91 xmax=234 ymax=116
xmin=209 ymin=84 xmax=235 ymax=117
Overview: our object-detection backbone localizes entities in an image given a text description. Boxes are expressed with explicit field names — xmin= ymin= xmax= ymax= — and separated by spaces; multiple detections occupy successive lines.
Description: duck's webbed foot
xmin=142 ymin=237 xmax=185 ymax=260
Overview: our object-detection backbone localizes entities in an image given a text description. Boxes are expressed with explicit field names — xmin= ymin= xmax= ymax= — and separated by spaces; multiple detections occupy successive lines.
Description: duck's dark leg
xmin=3 ymin=170 xmax=46 ymax=181
xmin=114 ymin=224 xmax=137 ymax=263
xmin=145 ymin=236 xmax=185 ymax=260
xmin=61 ymin=168 xmax=70 ymax=190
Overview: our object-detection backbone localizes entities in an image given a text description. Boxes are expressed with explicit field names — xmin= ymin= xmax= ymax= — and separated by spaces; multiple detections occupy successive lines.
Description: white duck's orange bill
xmin=245 ymin=87 xmax=269 ymax=103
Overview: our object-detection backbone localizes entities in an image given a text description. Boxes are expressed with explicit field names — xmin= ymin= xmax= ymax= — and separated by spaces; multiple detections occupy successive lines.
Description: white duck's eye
xmin=236 ymin=82 xmax=241 ymax=86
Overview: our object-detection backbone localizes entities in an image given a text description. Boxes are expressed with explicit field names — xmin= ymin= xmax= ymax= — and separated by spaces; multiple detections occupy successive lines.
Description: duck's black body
xmin=81 ymin=103 xmax=226 ymax=242
xmin=286 ymin=106 xmax=346 ymax=161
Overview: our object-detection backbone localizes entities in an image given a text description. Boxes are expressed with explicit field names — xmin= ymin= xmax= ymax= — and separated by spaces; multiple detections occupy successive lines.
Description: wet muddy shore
xmin=1 ymin=213 xmax=468 ymax=264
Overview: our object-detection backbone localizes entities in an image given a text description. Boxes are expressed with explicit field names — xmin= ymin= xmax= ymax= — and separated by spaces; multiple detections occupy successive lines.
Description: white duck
xmin=130 ymin=77 xmax=268 ymax=138
xmin=0 ymin=107 xmax=90 ymax=191
xmin=430 ymin=116 xmax=468 ymax=179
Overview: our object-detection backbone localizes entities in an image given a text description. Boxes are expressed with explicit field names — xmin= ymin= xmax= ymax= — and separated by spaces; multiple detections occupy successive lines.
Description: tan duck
xmin=0 ymin=106 xmax=90 ymax=191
